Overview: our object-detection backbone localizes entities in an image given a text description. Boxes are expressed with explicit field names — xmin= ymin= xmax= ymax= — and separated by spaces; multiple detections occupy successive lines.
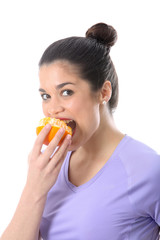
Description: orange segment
xmin=36 ymin=117 xmax=72 ymax=145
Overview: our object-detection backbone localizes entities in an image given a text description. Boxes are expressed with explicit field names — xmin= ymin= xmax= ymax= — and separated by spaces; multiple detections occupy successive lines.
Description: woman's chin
xmin=67 ymin=139 xmax=81 ymax=152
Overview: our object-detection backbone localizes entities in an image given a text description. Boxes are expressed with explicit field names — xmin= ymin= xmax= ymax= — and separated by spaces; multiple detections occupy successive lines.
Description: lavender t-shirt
xmin=40 ymin=135 xmax=160 ymax=239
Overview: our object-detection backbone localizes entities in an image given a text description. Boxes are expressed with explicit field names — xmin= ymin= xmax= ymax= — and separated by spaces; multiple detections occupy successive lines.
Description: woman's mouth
xmin=62 ymin=119 xmax=76 ymax=136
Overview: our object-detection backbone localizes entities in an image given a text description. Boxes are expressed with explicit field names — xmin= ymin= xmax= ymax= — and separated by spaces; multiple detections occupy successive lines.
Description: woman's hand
xmin=0 ymin=124 xmax=72 ymax=240
xmin=26 ymin=124 xmax=71 ymax=201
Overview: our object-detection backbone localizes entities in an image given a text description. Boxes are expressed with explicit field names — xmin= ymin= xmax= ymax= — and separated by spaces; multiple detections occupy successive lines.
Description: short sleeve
xmin=128 ymin=153 xmax=160 ymax=225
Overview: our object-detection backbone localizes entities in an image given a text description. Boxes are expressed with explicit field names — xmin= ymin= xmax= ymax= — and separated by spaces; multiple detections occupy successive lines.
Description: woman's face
xmin=39 ymin=61 xmax=101 ymax=150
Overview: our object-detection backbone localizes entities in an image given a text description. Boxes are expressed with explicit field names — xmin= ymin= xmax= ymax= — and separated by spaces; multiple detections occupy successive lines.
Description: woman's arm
xmin=0 ymin=124 xmax=71 ymax=240
xmin=0 ymin=187 xmax=46 ymax=240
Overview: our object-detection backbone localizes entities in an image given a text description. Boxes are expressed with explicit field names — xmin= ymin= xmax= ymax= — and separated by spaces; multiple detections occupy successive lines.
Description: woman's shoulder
xmin=119 ymin=136 xmax=160 ymax=221
xmin=119 ymin=135 xmax=160 ymax=180
xmin=120 ymin=135 xmax=160 ymax=163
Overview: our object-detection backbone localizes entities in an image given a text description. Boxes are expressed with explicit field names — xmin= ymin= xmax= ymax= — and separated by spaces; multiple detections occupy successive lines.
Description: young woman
xmin=1 ymin=23 xmax=160 ymax=240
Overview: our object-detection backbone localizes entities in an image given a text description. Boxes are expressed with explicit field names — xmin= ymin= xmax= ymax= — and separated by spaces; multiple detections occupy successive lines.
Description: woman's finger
xmin=49 ymin=134 xmax=71 ymax=168
xmin=32 ymin=124 xmax=52 ymax=156
xmin=42 ymin=127 xmax=66 ymax=160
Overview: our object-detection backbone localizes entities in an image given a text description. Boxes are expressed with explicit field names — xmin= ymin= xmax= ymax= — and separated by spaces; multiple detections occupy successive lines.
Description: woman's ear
xmin=99 ymin=80 xmax=112 ymax=104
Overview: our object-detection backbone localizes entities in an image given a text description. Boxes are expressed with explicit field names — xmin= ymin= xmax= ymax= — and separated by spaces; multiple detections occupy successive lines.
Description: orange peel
xmin=36 ymin=117 xmax=72 ymax=145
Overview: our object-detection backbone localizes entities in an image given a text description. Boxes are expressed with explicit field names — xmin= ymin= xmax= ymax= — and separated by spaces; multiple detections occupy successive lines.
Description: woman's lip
xmin=59 ymin=118 xmax=73 ymax=121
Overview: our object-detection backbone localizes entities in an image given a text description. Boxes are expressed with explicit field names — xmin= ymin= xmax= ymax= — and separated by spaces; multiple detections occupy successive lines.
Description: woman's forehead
xmin=39 ymin=61 xmax=89 ymax=88
xmin=39 ymin=60 xmax=97 ymax=96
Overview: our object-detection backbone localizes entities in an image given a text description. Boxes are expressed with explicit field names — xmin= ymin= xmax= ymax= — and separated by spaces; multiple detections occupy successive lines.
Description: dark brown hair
xmin=39 ymin=22 xmax=119 ymax=112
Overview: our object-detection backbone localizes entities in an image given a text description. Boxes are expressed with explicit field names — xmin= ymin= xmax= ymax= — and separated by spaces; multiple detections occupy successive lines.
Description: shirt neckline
xmin=64 ymin=135 xmax=130 ymax=193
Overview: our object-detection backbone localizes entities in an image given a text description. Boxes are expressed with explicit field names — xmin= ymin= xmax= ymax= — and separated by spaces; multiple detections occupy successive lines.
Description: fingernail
xmin=66 ymin=134 xmax=71 ymax=140
xmin=45 ymin=124 xmax=51 ymax=129
xmin=59 ymin=128 xmax=65 ymax=134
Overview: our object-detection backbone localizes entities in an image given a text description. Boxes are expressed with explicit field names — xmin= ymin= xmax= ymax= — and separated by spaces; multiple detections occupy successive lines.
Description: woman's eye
xmin=61 ymin=89 xmax=74 ymax=96
xmin=41 ymin=94 xmax=51 ymax=100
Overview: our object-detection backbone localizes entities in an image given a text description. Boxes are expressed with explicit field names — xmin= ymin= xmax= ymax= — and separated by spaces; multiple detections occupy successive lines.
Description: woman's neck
xmin=73 ymin=107 xmax=125 ymax=163
xmin=68 ymin=108 xmax=125 ymax=186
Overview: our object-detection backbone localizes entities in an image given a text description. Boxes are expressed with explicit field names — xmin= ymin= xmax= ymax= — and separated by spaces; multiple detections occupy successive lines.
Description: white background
xmin=0 ymin=0 xmax=159 ymax=235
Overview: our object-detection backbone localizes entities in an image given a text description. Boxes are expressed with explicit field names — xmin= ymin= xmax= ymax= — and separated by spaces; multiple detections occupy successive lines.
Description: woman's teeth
xmin=63 ymin=119 xmax=74 ymax=124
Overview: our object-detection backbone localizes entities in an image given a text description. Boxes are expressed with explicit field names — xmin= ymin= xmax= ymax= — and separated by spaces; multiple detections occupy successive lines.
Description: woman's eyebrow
xmin=38 ymin=82 xmax=75 ymax=93
xmin=39 ymin=88 xmax=46 ymax=92
xmin=56 ymin=82 xmax=75 ymax=90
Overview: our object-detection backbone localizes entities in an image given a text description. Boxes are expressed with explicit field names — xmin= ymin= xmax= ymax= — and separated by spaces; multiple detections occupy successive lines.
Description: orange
xmin=36 ymin=117 xmax=72 ymax=145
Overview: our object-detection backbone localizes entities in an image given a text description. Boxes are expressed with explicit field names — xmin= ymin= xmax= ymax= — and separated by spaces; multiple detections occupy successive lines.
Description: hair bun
xmin=86 ymin=22 xmax=117 ymax=49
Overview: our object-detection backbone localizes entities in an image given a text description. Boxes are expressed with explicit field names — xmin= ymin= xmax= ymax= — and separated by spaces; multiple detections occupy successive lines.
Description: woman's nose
xmin=47 ymin=102 xmax=64 ymax=117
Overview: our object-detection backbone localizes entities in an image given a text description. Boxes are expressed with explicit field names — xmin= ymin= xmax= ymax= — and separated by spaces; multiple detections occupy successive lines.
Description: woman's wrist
xmin=22 ymin=184 xmax=47 ymax=207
